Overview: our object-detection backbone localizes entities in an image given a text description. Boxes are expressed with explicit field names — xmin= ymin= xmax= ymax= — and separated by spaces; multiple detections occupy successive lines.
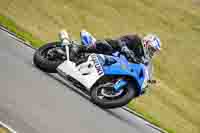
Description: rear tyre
xmin=90 ymin=82 xmax=136 ymax=109
xmin=33 ymin=42 xmax=64 ymax=73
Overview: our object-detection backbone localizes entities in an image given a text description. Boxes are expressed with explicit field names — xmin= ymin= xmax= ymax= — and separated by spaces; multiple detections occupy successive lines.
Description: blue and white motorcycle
xmin=33 ymin=30 xmax=149 ymax=108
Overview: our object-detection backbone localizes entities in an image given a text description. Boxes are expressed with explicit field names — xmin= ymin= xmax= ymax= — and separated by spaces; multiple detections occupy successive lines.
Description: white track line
xmin=122 ymin=107 xmax=167 ymax=133
xmin=0 ymin=121 xmax=17 ymax=133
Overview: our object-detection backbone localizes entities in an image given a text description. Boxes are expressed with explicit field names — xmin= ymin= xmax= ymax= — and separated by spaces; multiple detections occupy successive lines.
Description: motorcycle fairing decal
xmin=90 ymin=54 xmax=104 ymax=76
xmin=57 ymin=54 xmax=104 ymax=90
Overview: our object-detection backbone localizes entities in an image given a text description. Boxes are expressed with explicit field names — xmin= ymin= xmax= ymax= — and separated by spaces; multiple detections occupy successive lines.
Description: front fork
xmin=113 ymin=78 xmax=128 ymax=92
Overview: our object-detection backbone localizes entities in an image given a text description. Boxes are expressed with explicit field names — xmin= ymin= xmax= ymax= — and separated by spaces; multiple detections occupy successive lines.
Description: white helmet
xmin=142 ymin=34 xmax=161 ymax=57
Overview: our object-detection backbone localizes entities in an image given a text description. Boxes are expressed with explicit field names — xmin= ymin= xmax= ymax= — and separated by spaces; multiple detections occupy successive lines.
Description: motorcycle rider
xmin=70 ymin=30 xmax=161 ymax=84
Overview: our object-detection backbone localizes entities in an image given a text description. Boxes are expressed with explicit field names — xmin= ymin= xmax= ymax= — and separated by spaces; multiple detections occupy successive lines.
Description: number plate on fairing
xmin=90 ymin=54 xmax=104 ymax=76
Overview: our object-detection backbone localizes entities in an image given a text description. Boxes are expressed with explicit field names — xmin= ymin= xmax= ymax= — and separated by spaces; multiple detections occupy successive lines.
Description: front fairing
xmin=102 ymin=55 xmax=146 ymax=94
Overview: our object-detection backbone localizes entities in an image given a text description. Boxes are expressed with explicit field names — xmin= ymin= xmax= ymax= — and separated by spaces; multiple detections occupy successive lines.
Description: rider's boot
xmin=147 ymin=79 xmax=157 ymax=84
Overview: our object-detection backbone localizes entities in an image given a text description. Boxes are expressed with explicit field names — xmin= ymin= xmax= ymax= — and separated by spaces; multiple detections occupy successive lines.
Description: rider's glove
xmin=121 ymin=46 xmax=139 ymax=63
xmin=121 ymin=46 xmax=131 ymax=57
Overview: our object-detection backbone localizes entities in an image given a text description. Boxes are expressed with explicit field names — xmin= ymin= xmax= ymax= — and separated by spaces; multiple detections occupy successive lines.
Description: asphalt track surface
xmin=0 ymin=29 xmax=161 ymax=133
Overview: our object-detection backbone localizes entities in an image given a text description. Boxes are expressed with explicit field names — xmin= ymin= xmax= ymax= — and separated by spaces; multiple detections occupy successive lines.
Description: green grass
xmin=128 ymin=101 xmax=176 ymax=133
xmin=0 ymin=0 xmax=200 ymax=133
xmin=0 ymin=127 xmax=10 ymax=133
xmin=0 ymin=14 xmax=44 ymax=47
xmin=128 ymin=104 xmax=169 ymax=133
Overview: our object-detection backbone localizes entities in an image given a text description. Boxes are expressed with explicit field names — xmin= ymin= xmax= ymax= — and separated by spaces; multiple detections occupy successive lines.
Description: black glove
xmin=121 ymin=46 xmax=131 ymax=57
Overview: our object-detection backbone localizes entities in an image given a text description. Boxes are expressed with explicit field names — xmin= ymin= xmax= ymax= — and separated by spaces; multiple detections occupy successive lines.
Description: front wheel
xmin=90 ymin=82 xmax=136 ymax=109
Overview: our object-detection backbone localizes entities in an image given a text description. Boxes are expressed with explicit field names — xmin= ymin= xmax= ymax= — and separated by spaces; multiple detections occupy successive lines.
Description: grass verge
xmin=128 ymin=103 xmax=176 ymax=133
xmin=0 ymin=14 xmax=44 ymax=48
xmin=0 ymin=126 xmax=10 ymax=133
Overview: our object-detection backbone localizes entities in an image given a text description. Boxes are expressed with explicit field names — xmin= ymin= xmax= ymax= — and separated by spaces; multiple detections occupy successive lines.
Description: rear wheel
xmin=33 ymin=42 xmax=66 ymax=73
xmin=90 ymin=80 xmax=136 ymax=109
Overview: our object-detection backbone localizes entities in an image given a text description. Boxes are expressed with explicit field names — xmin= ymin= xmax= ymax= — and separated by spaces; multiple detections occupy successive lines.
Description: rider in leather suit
xmin=71 ymin=30 xmax=161 ymax=83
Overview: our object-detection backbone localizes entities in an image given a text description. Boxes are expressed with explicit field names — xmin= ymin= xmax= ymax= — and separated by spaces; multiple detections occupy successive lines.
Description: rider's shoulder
xmin=118 ymin=33 xmax=142 ymax=41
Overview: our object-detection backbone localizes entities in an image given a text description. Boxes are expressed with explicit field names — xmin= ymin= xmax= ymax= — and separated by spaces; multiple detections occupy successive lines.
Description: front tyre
xmin=90 ymin=82 xmax=136 ymax=109
xmin=33 ymin=42 xmax=65 ymax=73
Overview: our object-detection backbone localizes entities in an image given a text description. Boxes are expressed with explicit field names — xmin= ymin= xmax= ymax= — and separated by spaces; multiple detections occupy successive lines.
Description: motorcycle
xmin=33 ymin=30 xmax=148 ymax=108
